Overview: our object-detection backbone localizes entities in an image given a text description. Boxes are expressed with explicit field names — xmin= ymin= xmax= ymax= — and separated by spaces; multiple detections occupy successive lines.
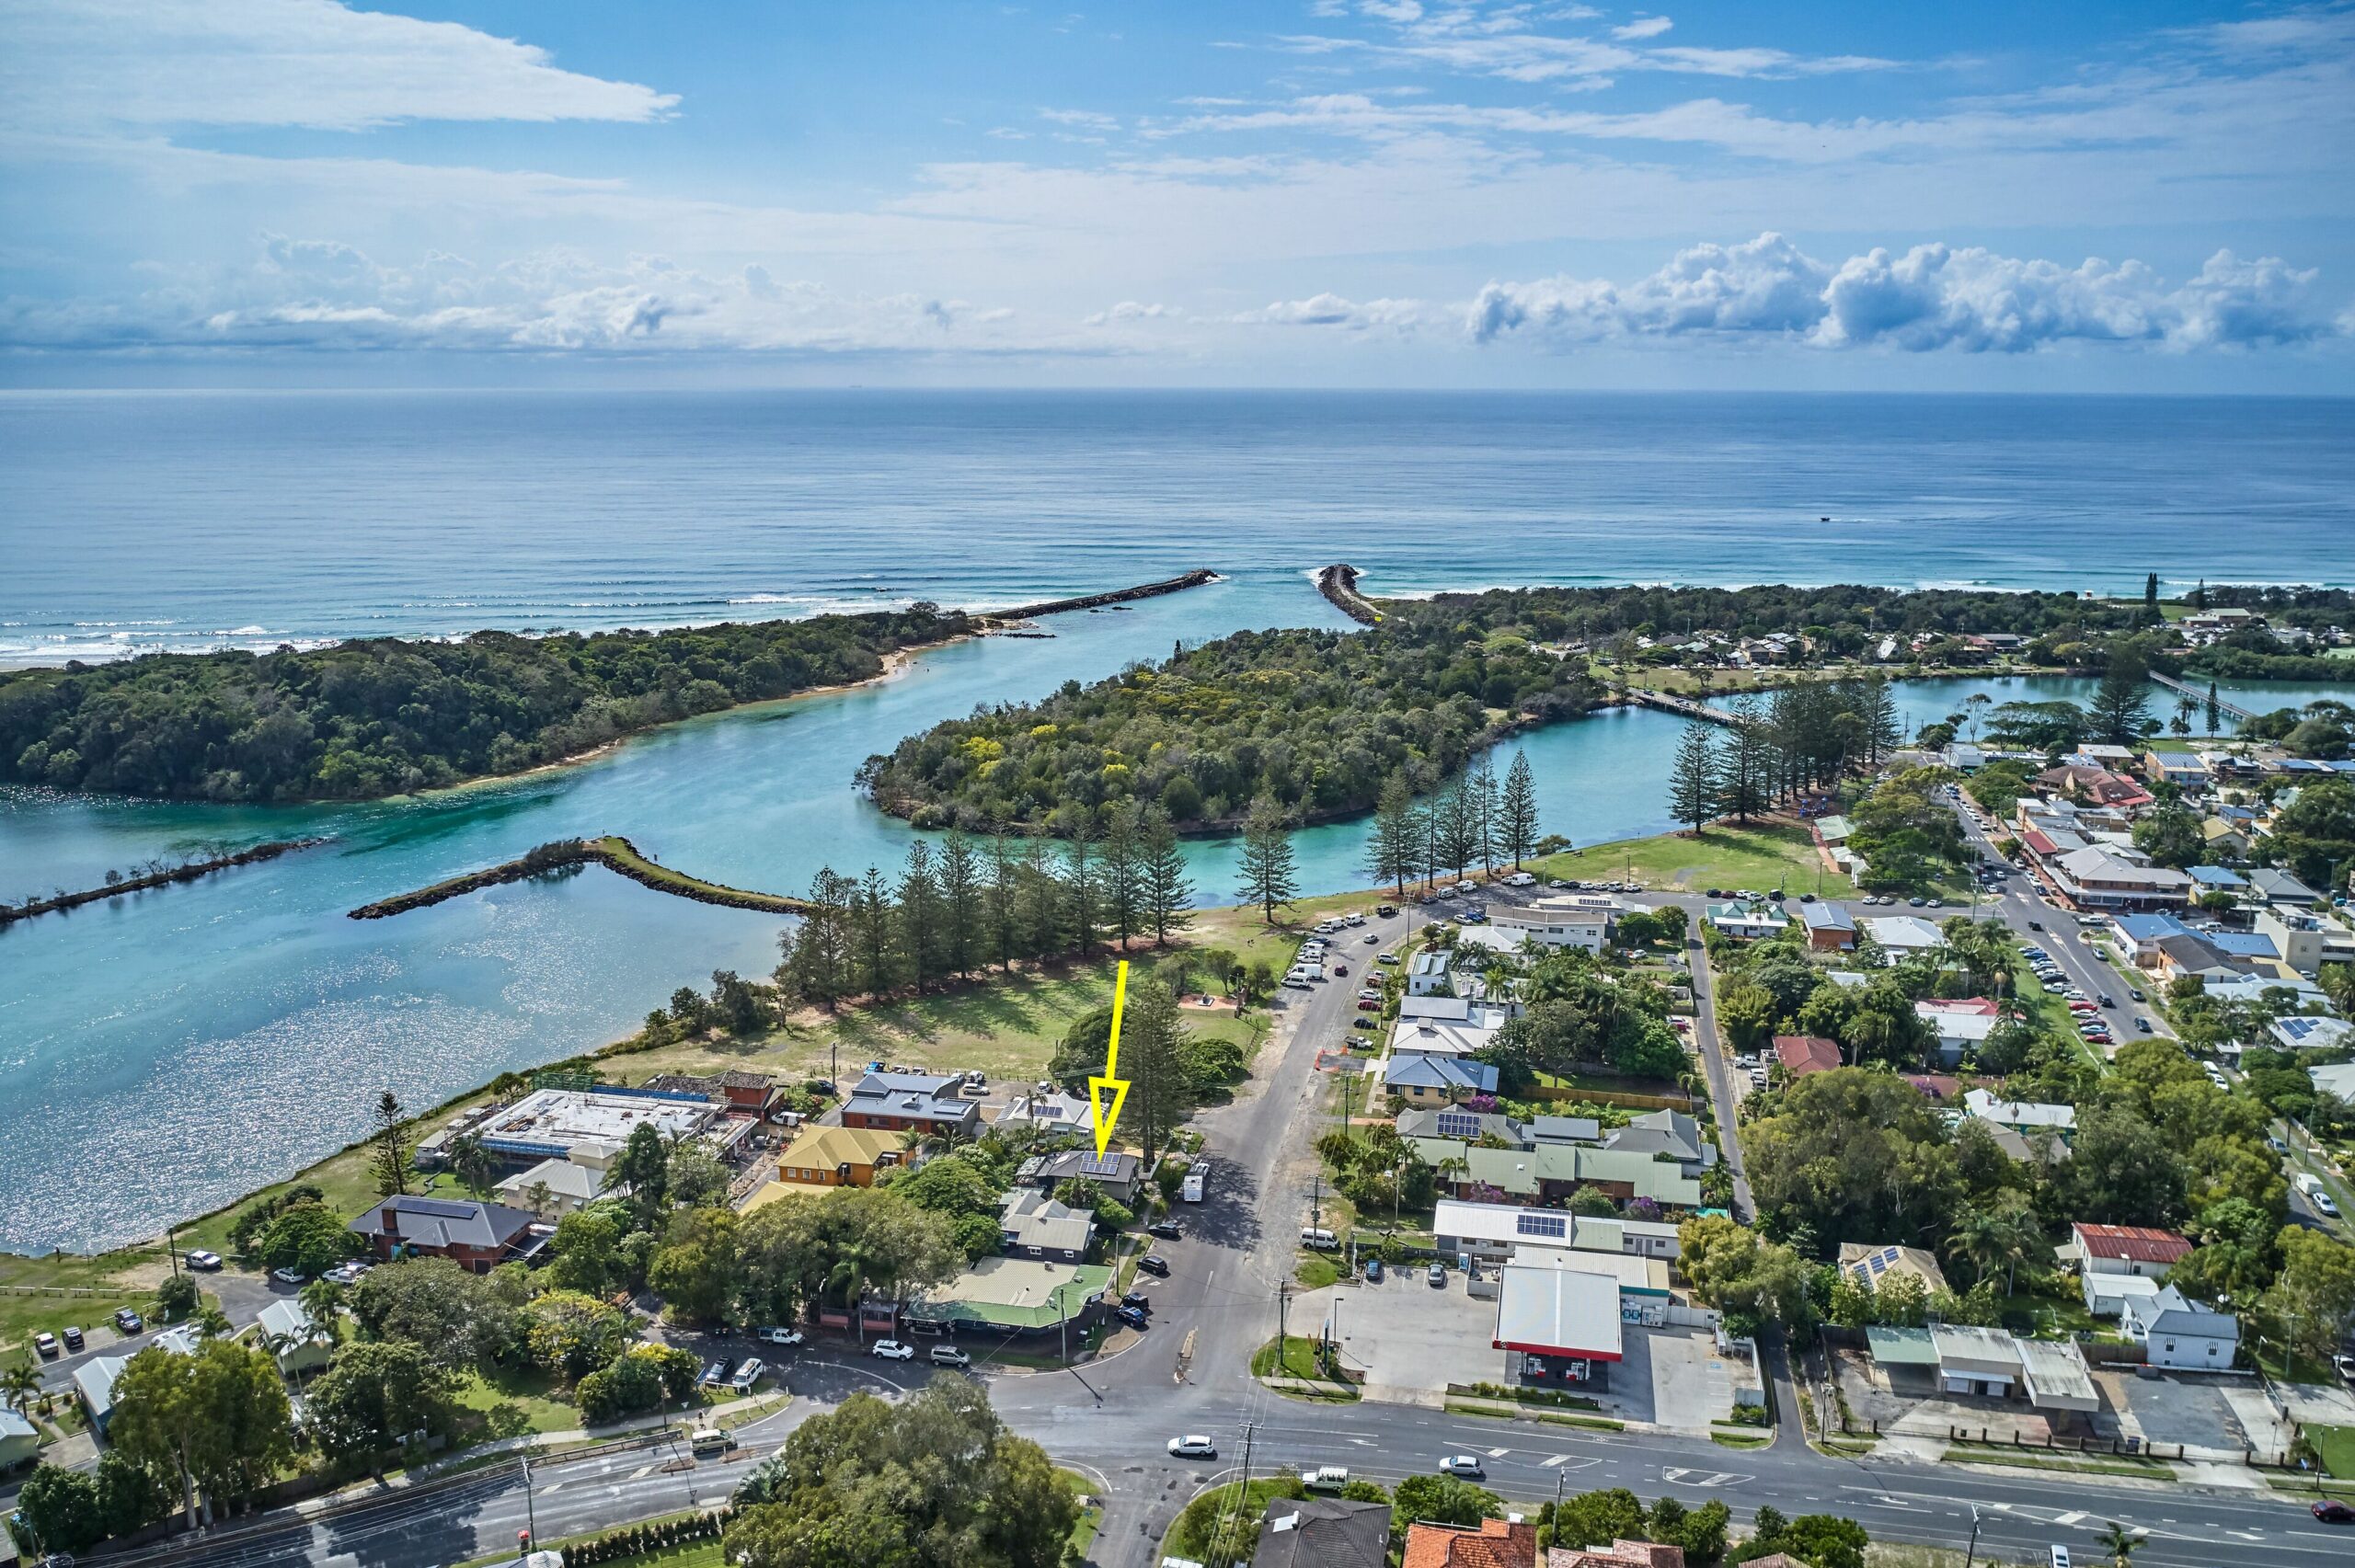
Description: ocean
xmin=1 ymin=390 xmax=2349 ymax=1253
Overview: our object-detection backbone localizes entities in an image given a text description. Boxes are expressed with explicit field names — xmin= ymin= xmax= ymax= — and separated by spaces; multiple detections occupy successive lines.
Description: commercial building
xmin=453 ymin=1084 xmax=720 ymax=1169
xmin=902 ymin=1255 xmax=1110 ymax=1339
xmin=2040 ymin=847 xmax=2193 ymax=911
xmin=1494 ymin=1263 xmax=1623 ymax=1391
xmin=1930 ymin=1324 xmax=2023 ymax=1398
xmin=1433 ymin=1197 xmax=1681 ymax=1264
xmin=1490 ymin=895 xmax=1617 ymax=952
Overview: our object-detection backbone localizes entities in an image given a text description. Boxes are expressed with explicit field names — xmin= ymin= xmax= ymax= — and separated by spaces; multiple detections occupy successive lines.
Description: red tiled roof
xmin=2073 ymin=1223 xmax=2193 ymax=1265
xmin=1404 ymin=1518 xmax=1538 ymax=1568
xmin=1772 ymin=1035 xmax=1841 ymax=1075
xmin=1548 ymin=1542 xmax=1686 ymax=1568
xmin=2021 ymin=829 xmax=2060 ymax=857
xmin=1918 ymin=997 xmax=2000 ymax=1015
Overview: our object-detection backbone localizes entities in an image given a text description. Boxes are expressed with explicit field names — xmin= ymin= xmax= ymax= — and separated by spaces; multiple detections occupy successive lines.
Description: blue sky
xmin=3 ymin=0 xmax=2352 ymax=388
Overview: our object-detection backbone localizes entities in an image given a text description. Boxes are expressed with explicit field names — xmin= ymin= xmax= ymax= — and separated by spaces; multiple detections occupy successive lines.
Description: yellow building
xmin=743 ymin=1125 xmax=905 ymax=1212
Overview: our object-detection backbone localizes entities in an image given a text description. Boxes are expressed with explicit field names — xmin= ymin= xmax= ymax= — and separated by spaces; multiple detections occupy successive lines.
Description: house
xmin=993 ymin=1089 xmax=1095 ymax=1142
xmin=1015 ymin=1148 xmax=1147 ymax=1206
xmin=1490 ymin=896 xmax=1616 ymax=952
xmin=1382 ymin=1050 xmax=1500 ymax=1105
xmin=2068 ymin=1224 xmax=2189 ymax=1313
xmin=1812 ymin=815 xmax=1855 ymax=848
xmin=1530 ymin=1115 xmax=1604 ymax=1146
xmin=998 ymin=1189 xmax=1094 ymax=1264
xmin=1550 ymin=1543 xmax=1686 ymax=1568
xmin=839 ymin=1070 xmax=982 ymax=1139
xmin=2142 ymin=750 xmax=2210 ymax=788
xmin=1603 ymin=1108 xmax=1716 ymax=1176
xmin=1405 ymin=1517 xmax=1539 ymax=1568
xmin=1915 ymin=999 xmax=2002 ymax=1068
xmin=0 ymin=1407 xmax=42 ymax=1472
xmin=1801 ymin=901 xmax=1855 ymax=951
xmin=1931 ymin=1324 xmax=2024 ymax=1398
xmin=348 ymin=1196 xmax=544 ymax=1272
xmin=1495 ymin=1262 xmax=1622 ymax=1391
xmin=1859 ymin=914 xmax=1945 ymax=956
xmin=254 ymin=1298 xmax=334 ymax=1377
xmin=756 ymin=1124 xmax=905 ymax=1193
xmin=2243 ymin=867 xmax=2322 ymax=908
xmin=901 ymin=1255 xmax=1112 ymax=1340
xmin=2305 ymin=1059 xmax=2355 ymax=1102
xmin=2149 ymin=933 xmax=2246 ymax=984
xmin=495 ymin=1156 xmax=603 ymax=1217
xmin=1254 ymin=1495 xmax=1393 ymax=1568
xmin=2186 ymin=865 xmax=2247 ymax=898
xmin=2034 ymin=764 xmax=2153 ymax=812
xmin=75 ymin=1325 xmax=201 ymax=1434
xmin=1407 ymin=949 xmax=1455 ymax=996
xmin=1399 ymin=1106 xmax=1533 ymax=1147
xmin=1389 ymin=998 xmax=1510 ymax=1059
xmin=1837 ymin=1242 xmax=1949 ymax=1299
xmin=2122 ymin=1285 xmax=2238 ymax=1370
xmin=2108 ymin=911 xmax=2194 ymax=965
xmin=1773 ymin=1034 xmax=1842 ymax=1078
xmin=1964 ymin=1089 xmax=2076 ymax=1146
xmin=2199 ymin=818 xmax=2250 ymax=858
xmin=1706 ymin=899 xmax=1788 ymax=940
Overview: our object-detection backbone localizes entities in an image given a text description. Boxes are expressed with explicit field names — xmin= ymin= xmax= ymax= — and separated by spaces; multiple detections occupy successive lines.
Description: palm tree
xmin=2 ymin=1358 xmax=39 ymax=1419
xmin=826 ymin=1241 xmax=878 ymax=1342
xmin=1947 ymin=1207 xmax=2010 ymax=1292
xmin=2097 ymin=1520 xmax=2137 ymax=1568
xmin=299 ymin=1276 xmax=347 ymax=1341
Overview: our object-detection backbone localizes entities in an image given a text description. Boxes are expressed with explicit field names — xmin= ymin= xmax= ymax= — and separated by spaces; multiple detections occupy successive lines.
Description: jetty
xmin=350 ymin=836 xmax=811 ymax=921
xmin=2 ymin=838 xmax=328 ymax=928
xmin=2148 ymin=670 xmax=2257 ymax=723
xmin=1625 ymin=689 xmax=1744 ymax=727
xmin=986 ymin=569 xmax=1219 ymax=623
xmin=1315 ymin=563 xmax=1382 ymax=625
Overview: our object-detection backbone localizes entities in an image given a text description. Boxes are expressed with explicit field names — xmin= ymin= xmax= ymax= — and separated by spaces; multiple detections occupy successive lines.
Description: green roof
xmin=1866 ymin=1324 xmax=1941 ymax=1367
xmin=904 ymin=1258 xmax=1112 ymax=1330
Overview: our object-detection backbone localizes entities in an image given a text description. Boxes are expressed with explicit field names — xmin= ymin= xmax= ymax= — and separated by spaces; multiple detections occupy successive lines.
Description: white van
xmin=690 ymin=1427 xmax=735 ymax=1457
xmin=1503 ymin=872 xmax=1536 ymax=887
xmin=1301 ymin=1227 xmax=1339 ymax=1250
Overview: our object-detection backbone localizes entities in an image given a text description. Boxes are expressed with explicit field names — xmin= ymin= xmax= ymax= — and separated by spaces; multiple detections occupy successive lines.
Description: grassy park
xmin=1530 ymin=821 xmax=1854 ymax=898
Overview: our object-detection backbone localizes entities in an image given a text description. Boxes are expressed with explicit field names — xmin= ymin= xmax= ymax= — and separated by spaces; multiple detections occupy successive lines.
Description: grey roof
xmin=1531 ymin=1115 xmax=1603 ymax=1145
xmin=2129 ymin=1285 xmax=2238 ymax=1342
xmin=1383 ymin=1054 xmax=1499 ymax=1093
xmin=1397 ymin=1107 xmax=1530 ymax=1146
xmin=498 ymin=1157 xmax=601 ymax=1203
xmin=1398 ymin=994 xmax=1473 ymax=1022
xmin=1017 ymin=1149 xmax=1143 ymax=1188
xmin=999 ymin=1189 xmax=1095 ymax=1255
xmin=2245 ymin=867 xmax=2321 ymax=904
xmin=1254 ymin=1496 xmax=1391 ymax=1568
xmin=348 ymin=1195 xmax=538 ymax=1252
xmin=1802 ymin=902 xmax=1856 ymax=932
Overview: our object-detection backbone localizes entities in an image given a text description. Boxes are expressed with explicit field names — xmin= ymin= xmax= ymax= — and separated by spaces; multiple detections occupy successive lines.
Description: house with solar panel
xmin=840 ymin=1070 xmax=982 ymax=1139
xmin=1015 ymin=1148 xmax=1147 ymax=1207
xmin=1835 ymin=1242 xmax=1948 ymax=1301
xmin=994 ymin=1088 xmax=1095 ymax=1143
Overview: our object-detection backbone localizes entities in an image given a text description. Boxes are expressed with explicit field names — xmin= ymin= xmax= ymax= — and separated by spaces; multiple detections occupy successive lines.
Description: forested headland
xmin=0 ymin=607 xmax=970 ymax=802
xmin=859 ymin=596 xmax=1599 ymax=834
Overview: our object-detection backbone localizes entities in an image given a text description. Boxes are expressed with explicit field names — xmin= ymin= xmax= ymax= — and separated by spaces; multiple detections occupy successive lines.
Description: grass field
xmin=453 ymin=1363 xmax=580 ymax=1440
xmin=0 ymin=1247 xmax=180 ymax=1360
xmin=2310 ymin=1424 xmax=2355 ymax=1479
xmin=1529 ymin=821 xmax=1854 ymax=898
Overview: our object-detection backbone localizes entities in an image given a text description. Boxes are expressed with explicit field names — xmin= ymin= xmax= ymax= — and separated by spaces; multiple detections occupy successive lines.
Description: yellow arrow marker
xmin=1088 ymin=960 xmax=1132 ymax=1158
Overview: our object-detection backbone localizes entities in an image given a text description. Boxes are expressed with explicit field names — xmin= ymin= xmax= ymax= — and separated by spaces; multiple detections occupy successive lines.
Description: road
xmin=72 ymin=887 xmax=2355 ymax=1568
xmin=28 ymin=1265 xmax=281 ymax=1399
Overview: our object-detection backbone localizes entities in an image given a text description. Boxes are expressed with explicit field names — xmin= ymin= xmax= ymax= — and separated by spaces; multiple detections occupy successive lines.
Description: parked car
xmin=699 ymin=1358 xmax=730 ymax=1388
xmin=1439 ymin=1455 xmax=1485 ymax=1479
xmin=62 ymin=1326 xmax=84 ymax=1352
xmin=1120 ymin=1290 xmax=1152 ymax=1311
xmin=1377 ymin=953 xmax=1400 ymax=966
xmin=1148 ymin=1220 xmax=1182 ymax=1240
xmin=1427 ymin=1263 xmax=1447 ymax=1288
xmin=184 ymin=1250 xmax=223 ymax=1272
xmin=1364 ymin=1257 xmax=1384 ymax=1283
xmin=1137 ymin=1254 xmax=1171 ymax=1276
xmin=2316 ymin=1192 xmax=2343 ymax=1219
xmin=1351 ymin=1017 xmax=1376 ymax=1030
xmin=928 ymin=1345 xmax=971 ymax=1368
xmin=1168 ymin=1435 xmax=1217 ymax=1459
xmin=33 ymin=1331 xmax=59 ymax=1358
xmin=1117 ymin=1306 xmax=1150 ymax=1330
xmin=1357 ymin=998 xmax=1381 ymax=1012
xmin=870 ymin=1340 xmax=915 ymax=1362
xmin=755 ymin=1325 xmax=805 ymax=1346
xmin=1376 ymin=905 xmax=1397 ymax=917
xmin=113 ymin=1309 xmax=143 ymax=1334
xmin=729 ymin=1356 xmax=765 ymax=1390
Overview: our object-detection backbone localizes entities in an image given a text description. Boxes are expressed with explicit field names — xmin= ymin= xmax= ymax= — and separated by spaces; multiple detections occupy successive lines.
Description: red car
xmin=2315 ymin=1500 xmax=2355 ymax=1523
xmin=1357 ymin=999 xmax=1381 ymax=1011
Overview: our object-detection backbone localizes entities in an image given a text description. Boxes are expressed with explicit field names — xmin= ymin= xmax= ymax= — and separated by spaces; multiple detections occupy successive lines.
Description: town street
xmin=109 ymin=885 xmax=2355 ymax=1568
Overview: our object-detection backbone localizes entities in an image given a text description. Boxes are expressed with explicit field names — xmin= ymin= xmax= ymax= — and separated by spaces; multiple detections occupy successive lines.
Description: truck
xmin=2298 ymin=1173 xmax=2326 ymax=1198
xmin=1181 ymin=1167 xmax=1206 ymax=1203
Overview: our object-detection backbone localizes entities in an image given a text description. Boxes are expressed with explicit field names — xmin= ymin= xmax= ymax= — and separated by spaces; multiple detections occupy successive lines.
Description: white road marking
xmin=1487 ymin=1447 xmax=1511 ymax=1458
xmin=630 ymin=1464 xmax=655 ymax=1480
xmin=2055 ymin=1511 xmax=2087 ymax=1527
xmin=541 ymin=1482 xmax=563 ymax=1494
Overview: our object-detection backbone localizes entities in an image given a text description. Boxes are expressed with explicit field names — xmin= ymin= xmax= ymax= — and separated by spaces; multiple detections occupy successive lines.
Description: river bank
xmin=0 ymin=836 xmax=328 ymax=926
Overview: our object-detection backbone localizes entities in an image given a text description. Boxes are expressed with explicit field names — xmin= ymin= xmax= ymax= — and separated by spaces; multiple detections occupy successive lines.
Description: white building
xmin=1407 ymin=949 xmax=1454 ymax=997
xmin=2122 ymin=1285 xmax=2238 ymax=1371
xmin=1488 ymin=896 xmax=1617 ymax=953
xmin=1860 ymin=915 xmax=1945 ymax=956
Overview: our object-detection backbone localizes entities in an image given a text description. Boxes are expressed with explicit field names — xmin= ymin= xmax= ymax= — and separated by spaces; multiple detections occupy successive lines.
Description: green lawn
xmin=1060 ymin=1470 xmax=1102 ymax=1560
xmin=0 ymin=1248 xmax=178 ymax=1361
xmin=2310 ymin=1424 xmax=2355 ymax=1479
xmin=1293 ymin=1253 xmax=1341 ymax=1289
xmin=454 ymin=1363 xmax=580 ymax=1440
xmin=1529 ymin=821 xmax=1854 ymax=898
xmin=1252 ymin=1334 xmax=1337 ymax=1380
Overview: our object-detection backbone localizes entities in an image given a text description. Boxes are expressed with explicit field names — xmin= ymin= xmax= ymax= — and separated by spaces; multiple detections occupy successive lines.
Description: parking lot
xmin=1301 ymin=1267 xmax=1730 ymax=1431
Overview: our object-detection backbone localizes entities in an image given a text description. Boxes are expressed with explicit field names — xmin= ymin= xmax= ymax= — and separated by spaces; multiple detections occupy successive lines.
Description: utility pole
xmin=520 ymin=1451 xmax=538 ymax=1562
xmin=1277 ymin=1283 xmax=1291 ymax=1370
xmin=1962 ymin=1504 xmax=1982 ymax=1568
xmin=167 ymin=1224 xmax=180 ymax=1279
xmin=1310 ymin=1171 xmax=1321 ymax=1230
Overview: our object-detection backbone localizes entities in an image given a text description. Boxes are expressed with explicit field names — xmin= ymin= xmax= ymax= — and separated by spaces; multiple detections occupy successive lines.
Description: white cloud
xmin=0 ymin=0 xmax=677 ymax=132
xmin=1469 ymin=233 xmax=2338 ymax=353
xmin=1613 ymin=16 xmax=1674 ymax=41
xmin=1234 ymin=292 xmax=1431 ymax=330
xmin=1083 ymin=300 xmax=1175 ymax=325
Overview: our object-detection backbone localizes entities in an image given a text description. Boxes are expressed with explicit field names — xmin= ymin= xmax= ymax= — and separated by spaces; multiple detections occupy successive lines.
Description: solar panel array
xmin=1075 ymin=1153 xmax=1127 ymax=1178
xmin=1515 ymin=1212 xmax=1568 ymax=1239
xmin=1435 ymin=1110 xmax=1483 ymax=1139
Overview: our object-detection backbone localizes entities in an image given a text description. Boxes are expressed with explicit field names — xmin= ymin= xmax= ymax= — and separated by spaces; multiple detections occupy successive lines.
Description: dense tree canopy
xmin=0 ymin=606 xmax=964 ymax=800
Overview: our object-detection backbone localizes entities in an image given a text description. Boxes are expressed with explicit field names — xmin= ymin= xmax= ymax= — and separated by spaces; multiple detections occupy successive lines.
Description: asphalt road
xmin=68 ymin=886 xmax=2355 ymax=1568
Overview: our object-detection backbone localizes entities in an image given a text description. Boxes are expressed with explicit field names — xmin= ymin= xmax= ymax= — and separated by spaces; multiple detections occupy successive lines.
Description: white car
xmin=871 ymin=1339 xmax=916 ymax=1361
xmin=928 ymin=1345 xmax=971 ymax=1368
xmin=1168 ymin=1434 xmax=1218 ymax=1459
xmin=755 ymin=1325 xmax=805 ymax=1346
xmin=1439 ymin=1454 xmax=1486 ymax=1479
xmin=184 ymin=1249 xmax=223 ymax=1272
